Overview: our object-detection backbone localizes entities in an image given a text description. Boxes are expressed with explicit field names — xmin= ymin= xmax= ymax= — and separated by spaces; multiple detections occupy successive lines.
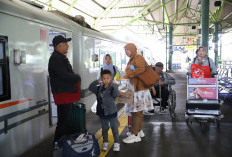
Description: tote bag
xmin=138 ymin=64 xmax=160 ymax=87
xmin=191 ymin=64 xmax=211 ymax=78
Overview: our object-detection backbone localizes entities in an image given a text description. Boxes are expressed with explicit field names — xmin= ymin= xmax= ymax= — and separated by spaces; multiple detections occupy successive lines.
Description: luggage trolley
xmin=185 ymin=73 xmax=224 ymax=127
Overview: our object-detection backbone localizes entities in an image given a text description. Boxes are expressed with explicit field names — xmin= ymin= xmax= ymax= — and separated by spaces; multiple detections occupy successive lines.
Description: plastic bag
xmin=91 ymin=100 xmax=97 ymax=113
xmin=114 ymin=72 xmax=120 ymax=80
xmin=191 ymin=64 xmax=211 ymax=78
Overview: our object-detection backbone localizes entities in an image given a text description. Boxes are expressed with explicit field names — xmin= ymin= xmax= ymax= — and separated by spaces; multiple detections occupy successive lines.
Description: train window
xmin=109 ymin=52 xmax=116 ymax=66
xmin=0 ymin=43 xmax=3 ymax=59
xmin=121 ymin=51 xmax=127 ymax=70
xmin=0 ymin=36 xmax=11 ymax=101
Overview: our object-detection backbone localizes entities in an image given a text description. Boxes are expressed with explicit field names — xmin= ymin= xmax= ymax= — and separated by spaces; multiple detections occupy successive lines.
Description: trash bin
xmin=70 ymin=102 xmax=86 ymax=133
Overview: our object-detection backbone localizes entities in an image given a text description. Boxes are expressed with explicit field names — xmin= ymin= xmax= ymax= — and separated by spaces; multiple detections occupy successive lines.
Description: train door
xmin=48 ymin=30 xmax=72 ymax=126
xmin=0 ymin=36 xmax=10 ymax=102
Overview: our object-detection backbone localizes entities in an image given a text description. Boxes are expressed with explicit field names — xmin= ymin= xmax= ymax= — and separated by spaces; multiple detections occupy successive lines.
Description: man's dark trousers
xmin=151 ymin=86 xmax=169 ymax=109
xmin=54 ymin=103 xmax=72 ymax=142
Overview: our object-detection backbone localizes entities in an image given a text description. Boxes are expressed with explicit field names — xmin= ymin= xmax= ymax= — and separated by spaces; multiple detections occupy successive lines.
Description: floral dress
xmin=124 ymin=82 xmax=154 ymax=116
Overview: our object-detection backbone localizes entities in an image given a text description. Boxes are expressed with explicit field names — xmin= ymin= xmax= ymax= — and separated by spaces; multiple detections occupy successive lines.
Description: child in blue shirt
xmin=89 ymin=70 xmax=120 ymax=151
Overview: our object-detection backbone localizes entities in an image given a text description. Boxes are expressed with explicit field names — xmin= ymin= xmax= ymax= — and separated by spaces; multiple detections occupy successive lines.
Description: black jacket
xmin=48 ymin=50 xmax=81 ymax=94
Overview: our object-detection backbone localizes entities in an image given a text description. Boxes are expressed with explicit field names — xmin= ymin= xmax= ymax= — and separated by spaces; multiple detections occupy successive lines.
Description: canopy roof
xmin=32 ymin=0 xmax=232 ymax=45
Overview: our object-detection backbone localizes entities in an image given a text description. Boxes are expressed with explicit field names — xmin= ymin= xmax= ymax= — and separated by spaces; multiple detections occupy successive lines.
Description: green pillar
xmin=166 ymin=26 xmax=168 ymax=71
xmin=214 ymin=23 xmax=219 ymax=68
xmin=201 ymin=0 xmax=210 ymax=51
xmin=197 ymin=38 xmax=200 ymax=49
xmin=169 ymin=24 xmax=173 ymax=71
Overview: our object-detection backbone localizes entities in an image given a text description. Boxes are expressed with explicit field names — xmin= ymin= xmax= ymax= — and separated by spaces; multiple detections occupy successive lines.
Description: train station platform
xmin=21 ymin=71 xmax=232 ymax=157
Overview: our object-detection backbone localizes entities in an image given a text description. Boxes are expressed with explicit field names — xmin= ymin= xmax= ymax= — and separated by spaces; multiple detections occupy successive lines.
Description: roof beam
xmin=225 ymin=0 xmax=232 ymax=5
xmin=115 ymin=0 xmax=160 ymax=32
xmin=118 ymin=5 xmax=147 ymax=9
xmin=94 ymin=0 xmax=123 ymax=28
xmin=209 ymin=10 xmax=217 ymax=23
xmin=215 ymin=0 xmax=225 ymax=21
xmin=171 ymin=0 xmax=187 ymax=23
xmin=147 ymin=8 xmax=163 ymax=37
xmin=107 ymin=16 xmax=134 ymax=19
xmin=139 ymin=18 xmax=200 ymax=26
xmin=222 ymin=11 xmax=232 ymax=20
xmin=34 ymin=0 xmax=95 ymax=19
xmin=101 ymin=24 xmax=159 ymax=27
xmin=173 ymin=7 xmax=188 ymax=32
xmin=49 ymin=0 xmax=55 ymax=11
xmin=65 ymin=0 xmax=78 ymax=14
xmin=92 ymin=0 xmax=105 ymax=10
xmin=161 ymin=0 xmax=170 ymax=23
xmin=142 ymin=0 xmax=174 ymax=18
xmin=173 ymin=33 xmax=197 ymax=36
xmin=138 ymin=18 xmax=168 ymax=25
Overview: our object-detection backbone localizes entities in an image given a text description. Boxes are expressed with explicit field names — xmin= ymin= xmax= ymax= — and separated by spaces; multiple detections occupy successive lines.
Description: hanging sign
xmin=184 ymin=45 xmax=197 ymax=50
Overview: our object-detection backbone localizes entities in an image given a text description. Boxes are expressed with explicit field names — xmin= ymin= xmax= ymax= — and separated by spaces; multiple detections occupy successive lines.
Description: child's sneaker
xmin=102 ymin=142 xmax=108 ymax=151
xmin=123 ymin=134 xmax=141 ymax=144
xmin=113 ymin=143 xmax=120 ymax=151
xmin=138 ymin=130 xmax=145 ymax=138
xmin=53 ymin=141 xmax=60 ymax=150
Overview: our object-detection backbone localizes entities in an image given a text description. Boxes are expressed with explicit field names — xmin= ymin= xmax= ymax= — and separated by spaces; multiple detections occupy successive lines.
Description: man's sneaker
xmin=127 ymin=132 xmax=131 ymax=136
xmin=53 ymin=141 xmax=60 ymax=150
xmin=123 ymin=134 xmax=141 ymax=144
xmin=138 ymin=130 xmax=145 ymax=138
xmin=113 ymin=143 xmax=120 ymax=151
xmin=102 ymin=142 xmax=108 ymax=151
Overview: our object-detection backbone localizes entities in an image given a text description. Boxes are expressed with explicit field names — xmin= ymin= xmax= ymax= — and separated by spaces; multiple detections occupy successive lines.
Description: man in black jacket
xmin=48 ymin=35 xmax=81 ymax=150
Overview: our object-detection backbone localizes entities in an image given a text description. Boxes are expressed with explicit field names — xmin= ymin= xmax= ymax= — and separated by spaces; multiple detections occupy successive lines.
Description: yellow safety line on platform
xmin=95 ymin=113 xmax=127 ymax=157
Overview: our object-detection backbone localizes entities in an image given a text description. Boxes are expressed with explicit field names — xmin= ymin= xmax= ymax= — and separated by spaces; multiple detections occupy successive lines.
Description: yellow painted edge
xmin=95 ymin=113 xmax=127 ymax=157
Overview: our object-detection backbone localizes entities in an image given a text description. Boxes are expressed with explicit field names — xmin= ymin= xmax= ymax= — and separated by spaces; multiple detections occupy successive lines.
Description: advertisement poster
xmin=188 ymin=87 xmax=217 ymax=99
xmin=189 ymin=78 xmax=216 ymax=85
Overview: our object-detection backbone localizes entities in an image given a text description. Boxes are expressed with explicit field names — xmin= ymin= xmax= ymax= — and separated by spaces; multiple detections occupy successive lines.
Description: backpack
xmin=101 ymin=65 xmax=116 ymax=76
xmin=62 ymin=132 xmax=100 ymax=157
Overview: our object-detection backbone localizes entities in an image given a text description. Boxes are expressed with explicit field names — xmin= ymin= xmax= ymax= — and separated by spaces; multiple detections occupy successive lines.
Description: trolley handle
xmin=211 ymin=72 xmax=218 ymax=77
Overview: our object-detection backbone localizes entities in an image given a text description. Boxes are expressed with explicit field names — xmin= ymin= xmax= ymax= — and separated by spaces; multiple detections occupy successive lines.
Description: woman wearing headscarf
xmin=91 ymin=54 xmax=120 ymax=113
xmin=122 ymin=43 xmax=153 ymax=144
xmin=97 ymin=54 xmax=120 ymax=80
xmin=191 ymin=46 xmax=217 ymax=74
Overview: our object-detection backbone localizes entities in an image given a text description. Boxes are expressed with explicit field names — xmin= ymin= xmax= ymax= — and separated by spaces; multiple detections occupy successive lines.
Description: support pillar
xmin=201 ymin=0 xmax=210 ymax=51
xmin=214 ymin=23 xmax=219 ymax=68
xmin=166 ymin=26 xmax=168 ymax=71
xmin=168 ymin=24 xmax=173 ymax=71
xmin=197 ymin=38 xmax=200 ymax=49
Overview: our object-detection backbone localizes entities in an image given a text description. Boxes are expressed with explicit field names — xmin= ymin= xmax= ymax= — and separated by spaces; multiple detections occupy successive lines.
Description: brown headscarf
xmin=124 ymin=43 xmax=148 ymax=92
xmin=124 ymin=43 xmax=137 ymax=59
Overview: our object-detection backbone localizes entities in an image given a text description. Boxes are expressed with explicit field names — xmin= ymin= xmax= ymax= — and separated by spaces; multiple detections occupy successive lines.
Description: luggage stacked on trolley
xmin=185 ymin=73 xmax=224 ymax=127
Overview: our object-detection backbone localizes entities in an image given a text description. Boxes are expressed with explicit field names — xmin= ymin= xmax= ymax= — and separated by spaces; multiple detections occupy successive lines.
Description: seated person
xmin=150 ymin=62 xmax=176 ymax=111
xmin=190 ymin=46 xmax=217 ymax=76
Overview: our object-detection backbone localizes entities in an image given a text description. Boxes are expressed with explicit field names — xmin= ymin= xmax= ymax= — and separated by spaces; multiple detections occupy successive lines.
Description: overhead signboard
xmin=184 ymin=45 xmax=197 ymax=50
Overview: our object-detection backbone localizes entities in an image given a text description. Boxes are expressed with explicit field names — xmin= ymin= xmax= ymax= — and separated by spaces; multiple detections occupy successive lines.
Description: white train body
xmin=0 ymin=1 xmax=150 ymax=156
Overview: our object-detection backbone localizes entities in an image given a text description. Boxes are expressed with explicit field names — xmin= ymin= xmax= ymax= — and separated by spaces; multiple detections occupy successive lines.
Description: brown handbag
xmin=138 ymin=64 xmax=160 ymax=87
